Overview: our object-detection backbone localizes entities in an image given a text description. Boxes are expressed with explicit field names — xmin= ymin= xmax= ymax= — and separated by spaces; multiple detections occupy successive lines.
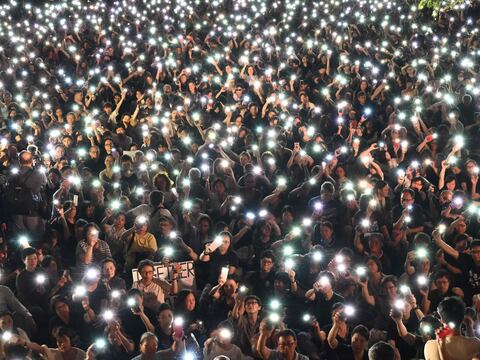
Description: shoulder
xmin=424 ymin=339 xmax=439 ymax=357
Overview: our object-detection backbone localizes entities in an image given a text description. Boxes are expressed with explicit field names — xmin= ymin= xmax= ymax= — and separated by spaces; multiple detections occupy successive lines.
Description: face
xmin=400 ymin=192 xmax=414 ymax=209
xmin=384 ymin=281 xmax=397 ymax=299
xmin=351 ymin=333 xmax=367 ymax=353
xmin=55 ymin=302 xmax=70 ymax=319
xmin=320 ymin=225 xmax=333 ymax=240
xmin=472 ymin=245 xmax=480 ymax=264
xmin=114 ymin=214 xmax=126 ymax=227
xmin=0 ymin=315 xmax=13 ymax=330
xmin=141 ymin=265 xmax=155 ymax=284
xmin=157 ymin=309 xmax=173 ymax=329
xmin=24 ymin=254 xmax=38 ymax=271
xmin=218 ymin=235 xmax=231 ymax=254
xmin=140 ymin=336 xmax=158 ymax=355
xmin=86 ymin=227 xmax=99 ymax=245
xmin=103 ymin=261 xmax=116 ymax=280
xmin=277 ymin=335 xmax=296 ymax=358
xmin=435 ymin=276 xmax=450 ymax=294
xmin=56 ymin=335 xmax=72 ymax=352
xmin=185 ymin=293 xmax=196 ymax=311
xmin=89 ymin=146 xmax=99 ymax=159
xmin=261 ymin=257 xmax=274 ymax=273
xmin=223 ymin=279 xmax=237 ymax=296
xmin=245 ymin=299 xmax=261 ymax=314
xmin=366 ymin=259 xmax=379 ymax=274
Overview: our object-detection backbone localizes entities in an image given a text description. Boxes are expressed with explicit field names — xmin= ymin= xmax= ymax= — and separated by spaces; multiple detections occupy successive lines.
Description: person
xmin=8 ymin=150 xmax=48 ymax=242
xmin=327 ymin=321 xmax=370 ymax=360
xmin=39 ymin=326 xmax=86 ymax=360
xmin=368 ymin=341 xmax=395 ymax=360
xmin=123 ymin=216 xmax=158 ymax=271
xmin=257 ymin=324 xmax=309 ymax=360
xmin=130 ymin=331 xmax=184 ymax=360
xmin=75 ymin=223 xmax=112 ymax=274
xmin=424 ymin=296 xmax=480 ymax=360
xmin=101 ymin=258 xmax=126 ymax=291
xmin=131 ymin=259 xmax=178 ymax=312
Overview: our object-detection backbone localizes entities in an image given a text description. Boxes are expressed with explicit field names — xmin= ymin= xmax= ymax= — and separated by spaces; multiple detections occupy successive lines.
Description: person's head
xmin=366 ymin=256 xmax=382 ymax=274
xmin=319 ymin=221 xmax=334 ymax=240
xmin=175 ymin=290 xmax=197 ymax=312
xmin=317 ymin=271 xmax=335 ymax=294
xmin=381 ymin=275 xmax=398 ymax=300
xmin=21 ymin=247 xmax=38 ymax=272
xmin=18 ymin=150 xmax=33 ymax=167
xmin=368 ymin=233 xmax=384 ymax=254
xmin=244 ymin=295 xmax=262 ymax=314
xmin=400 ymin=188 xmax=415 ymax=208
xmin=139 ymin=332 xmax=158 ymax=355
xmin=470 ymin=239 xmax=480 ymax=264
xmin=351 ymin=325 xmax=369 ymax=354
xmin=52 ymin=326 xmax=74 ymax=353
xmin=50 ymin=295 xmax=70 ymax=319
xmin=419 ymin=315 xmax=442 ymax=341
xmin=157 ymin=303 xmax=173 ymax=331
xmin=149 ymin=190 xmax=164 ymax=208
xmin=134 ymin=215 xmax=149 ymax=234
xmin=127 ymin=288 xmax=143 ymax=307
xmin=218 ymin=231 xmax=232 ymax=255
xmin=368 ymin=341 xmax=395 ymax=360
xmin=276 ymin=329 xmax=298 ymax=358
xmin=102 ymin=258 xmax=117 ymax=280
xmin=437 ymin=296 xmax=466 ymax=329
xmin=260 ymin=250 xmax=275 ymax=273
xmin=222 ymin=276 xmax=239 ymax=297
xmin=138 ymin=260 xmax=155 ymax=285
xmin=84 ymin=223 xmax=100 ymax=245
xmin=0 ymin=311 xmax=13 ymax=331
xmin=274 ymin=271 xmax=292 ymax=293
xmin=113 ymin=212 xmax=126 ymax=228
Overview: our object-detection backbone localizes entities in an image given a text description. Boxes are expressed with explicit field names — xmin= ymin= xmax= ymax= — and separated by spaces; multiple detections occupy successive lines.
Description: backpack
xmin=4 ymin=169 xmax=37 ymax=216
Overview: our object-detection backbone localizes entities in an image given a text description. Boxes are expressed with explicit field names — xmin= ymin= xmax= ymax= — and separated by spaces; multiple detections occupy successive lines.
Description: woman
xmin=122 ymin=216 xmax=158 ymax=271
xmin=99 ymin=154 xmax=118 ymax=185
xmin=102 ymin=211 xmax=127 ymax=264
xmin=152 ymin=172 xmax=178 ymax=211
xmin=0 ymin=311 xmax=42 ymax=358
xmin=199 ymin=231 xmax=239 ymax=284
xmin=155 ymin=303 xmax=174 ymax=350
xmin=174 ymin=290 xmax=205 ymax=344
xmin=203 ymin=322 xmax=246 ymax=360
xmin=40 ymin=326 xmax=85 ymax=360
xmin=48 ymin=296 xmax=85 ymax=349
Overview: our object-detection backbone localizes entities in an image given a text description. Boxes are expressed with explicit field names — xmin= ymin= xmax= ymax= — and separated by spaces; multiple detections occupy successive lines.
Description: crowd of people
xmin=0 ymin=0 xmax=480 ymax=358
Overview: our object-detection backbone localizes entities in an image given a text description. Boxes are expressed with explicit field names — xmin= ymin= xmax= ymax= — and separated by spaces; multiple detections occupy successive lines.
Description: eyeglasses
xmin=142 ymin=271 xmax=154 ymax=274
xmin=278 ymin=342 xmax=296 ymax=348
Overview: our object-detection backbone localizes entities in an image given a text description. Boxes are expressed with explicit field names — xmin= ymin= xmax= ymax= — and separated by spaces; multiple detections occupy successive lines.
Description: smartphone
xmin=437 ymin=325 xmax=453 ymax=339
xmin=219 ymin=266 xmax=229 ymax=284
xmin=173 ymin=318 xmax=184 ymax=338
xmin=73 ymin=195 xmax=78 ymax=207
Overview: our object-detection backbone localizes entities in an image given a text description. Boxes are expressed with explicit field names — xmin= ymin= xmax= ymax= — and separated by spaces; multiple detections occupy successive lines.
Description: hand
xmin=406 ymin=294 xmax=417 ymax=308
xmin=472 ymin=176 xmax=478 ymax=185
xmin=332 ymin=312 xmax=344 ymax=325
xmin=173 ymin=263 xmax=182 ymax=275
xmin=406 ymin=250 xmax=416 ymax=263
xmin=451 ymin=287 xmax=464 ymax=298
xmin=389 ymin=309 xmax=402 ymax=321
xmin=259 ymin=319 xmax=274 ymax=336
xmin=441 ymin=160 xmax=449 ymax=169
xmin=81 ymin=298 xmax=90 ymax=311
xmin=288 ymin=269 xmax=296 ymax=282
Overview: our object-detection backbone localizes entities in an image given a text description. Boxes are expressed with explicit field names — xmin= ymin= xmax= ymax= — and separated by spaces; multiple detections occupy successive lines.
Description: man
xmin=368 ymin=341 xmax=395 ymax=360
xmin=392 ymin=188 xmax=425 ymax=238
xmin=131 ymin=259 xmax=178 ymax=312
xmin=119 ymin=289 xmax=156 ymax=347
xmin=230 ymin=294 xmax=262 ymax=356
xmin=305 ymin=271 xmax=344 ymax=327
xmin=257 ymin=326 xmax=309 ymax=360
xmin=244 ymin=250 xmax=276 ymax=301
xmin=130 ymin=331 xmax=184 ymax=360
xmin=432 ymin=229 xmax=480 ymax=304
xmin=424 ymin=297 xmax=480 ymax=359
xmin=8 ymin=150 xmax=47 ymax=242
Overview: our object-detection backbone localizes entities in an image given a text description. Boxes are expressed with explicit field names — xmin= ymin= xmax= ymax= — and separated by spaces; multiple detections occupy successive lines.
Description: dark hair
xmin=318 ymin=270 xmax=336 ymax=288
xmin=102 ymin=257 xmax=117 ymax=268
xmin=352 ymin=325 xmax=369 ymax=341
xmin=21 ymin=247 xmax=37 ymax=260
xmin=244 ymin=295 xmax=262 ymax=307
xmin=381 ymin=275 xmax=398 ymax=289
xmin=437 ymin=296 xmax=465 ymax=328
xmin=50 ymin=295 xmax=69 ymax=313
xmin=158 ymin=303 xmax=172 ymax=314
xmin=433 ymin=269 xmax=451 ymax=283
xmin=274 ymin=272 xmax=291 ymax=289
xmin=52 ymin=326 xmax=74 ymax=340
xmin=174 ymin=290 xmax=197 ymax=312
xmin=366 ymin=255 xmax=382 ymax=273
xmin=137 ymin=259 xmax=155 ymax=273
xmin=401 ymin=188 xmax=415 ymax=198
xmin=127 ymin=288 xmax=143 ymax=297
xmin=260 ymin=250 xmax=275 ymax=262
xmin=41 ymin=255 xmax=56 ymax=268
xmin=471 ymin=239 xmax=480 ymax=249
xmin=83 ymin=222 xmax=100 ymax=238
xmin=149 ymin=190 xmax=164 ymax=207
xmin=368 ymin=341 xmax=395 ymax=360
xmin=277 ymin=329 xmax=297 ymax=342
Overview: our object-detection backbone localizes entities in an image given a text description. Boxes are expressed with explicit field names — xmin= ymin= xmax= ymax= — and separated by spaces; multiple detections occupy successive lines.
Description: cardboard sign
xmin=132 ymin=261 xmax=195 ymax=290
